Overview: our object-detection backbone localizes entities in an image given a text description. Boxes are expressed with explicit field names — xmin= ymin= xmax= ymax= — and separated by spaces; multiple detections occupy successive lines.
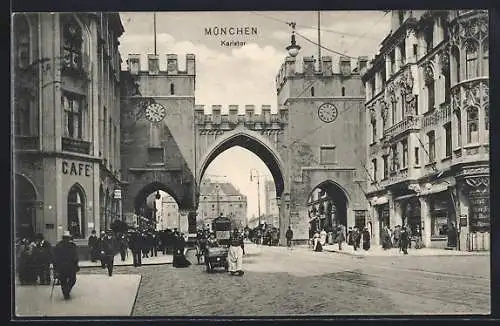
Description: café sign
xmin=62 ymin=160 xmax=92 ymax=177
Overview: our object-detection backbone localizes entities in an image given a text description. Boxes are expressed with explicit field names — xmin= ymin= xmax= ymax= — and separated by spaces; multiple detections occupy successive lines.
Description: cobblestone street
xmin=78 ymin=243 xmax=490 ymax=316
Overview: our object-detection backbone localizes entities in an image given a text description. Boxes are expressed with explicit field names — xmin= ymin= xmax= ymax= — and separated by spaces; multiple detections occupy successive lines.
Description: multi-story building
xmin=197 ymin=179 xmax=248 ymax=229
xmin=362 ymin=10 xmax=489 ymax=251
xmin=264 ymin=180 xmax=279 ymax=227
xmin=12 ymin=13 xmax=124 ymax=250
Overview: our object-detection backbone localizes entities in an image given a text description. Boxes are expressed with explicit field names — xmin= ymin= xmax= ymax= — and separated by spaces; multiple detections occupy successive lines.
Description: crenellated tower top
xmin=125 ymin=53 xmax=196 ymax=75
xmin=275 ymin=55 xmax=368 ymax=93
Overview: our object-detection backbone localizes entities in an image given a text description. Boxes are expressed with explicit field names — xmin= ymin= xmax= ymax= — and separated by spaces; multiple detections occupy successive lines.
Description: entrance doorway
xmin=15 ymin=174 xmax=37 ymax=240
xmin=307 ymin=181 xmax=348 ymax=235
xmin=378 ymin=204 xmax=389 ymax=242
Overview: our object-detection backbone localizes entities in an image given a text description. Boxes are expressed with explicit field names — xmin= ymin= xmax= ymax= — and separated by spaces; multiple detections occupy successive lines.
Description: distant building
xmin=159 ymin=195 xmax=181 ymax=231
xmin=264 ymin=180 xmax=279 ymax=227
xmin=197 ymin=179 xmax=248 ymax=229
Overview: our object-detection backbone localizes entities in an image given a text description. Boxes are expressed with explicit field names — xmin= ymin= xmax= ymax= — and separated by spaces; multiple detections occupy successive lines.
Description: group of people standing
xmin=311 ymin=225 xmax=371 ymax=252
xmin=16 ymin=231 xmax=80 ymax=300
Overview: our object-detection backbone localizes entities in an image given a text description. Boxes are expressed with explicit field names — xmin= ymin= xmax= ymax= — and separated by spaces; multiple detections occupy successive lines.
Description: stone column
xmin=419 ymin=196 xmax=432 ymax=248
xmin=372 ymin=205 xmax=380 ymax=246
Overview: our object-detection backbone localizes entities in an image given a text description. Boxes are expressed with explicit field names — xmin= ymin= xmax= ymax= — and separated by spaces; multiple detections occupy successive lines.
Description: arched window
xmin=484 ymin=105 xmax=489 ymax=131
xmin=310 ymin=87 xmax=315 ymax=97
xmin=456 ymin=110 xmax=462 ymax=147
xmin=67 ymin=184 xmax=85 ymax=239
xmin=482 ymin=39 xmax=489 ymax=77
xmin=465 ymin=42 xmax=479 ymax=79
xmin=170 ymin=83 xmax=175 ymax=95
xmin=62 ymin=16 xmax=83 ymax=71
xmin=371 ymin=119 xmax=377 ymax=143
xmin=341 ymin=87 xmax=345 ymax=96
xmin=467 ymin=107 xmax=479 ymax=143
xmin=451 ymin=46 xmax=460 ymax=84
xmin=14 ymin=15 xmax=30 ymax=69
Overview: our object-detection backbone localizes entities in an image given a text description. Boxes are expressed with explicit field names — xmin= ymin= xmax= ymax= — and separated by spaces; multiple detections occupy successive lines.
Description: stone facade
xmin=13 ymin=13 xmax=124 ymax=253
xmin=362 ymin=10 xmax=489 ymax=251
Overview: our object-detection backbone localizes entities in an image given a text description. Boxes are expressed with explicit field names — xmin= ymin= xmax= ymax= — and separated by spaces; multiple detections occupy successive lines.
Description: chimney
xmin=339 ymin=56 xmax=351 ymax=75
xmin=186 ymin=54 xmax=195 ymax=75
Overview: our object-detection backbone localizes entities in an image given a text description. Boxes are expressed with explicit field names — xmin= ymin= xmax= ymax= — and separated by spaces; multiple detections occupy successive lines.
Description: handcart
xmin=204 ymin=216 xmax=232 ymax=273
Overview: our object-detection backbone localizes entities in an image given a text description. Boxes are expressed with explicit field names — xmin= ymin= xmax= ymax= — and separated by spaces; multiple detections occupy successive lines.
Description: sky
xmin=118 ymin=11 xmax=391 ymax=218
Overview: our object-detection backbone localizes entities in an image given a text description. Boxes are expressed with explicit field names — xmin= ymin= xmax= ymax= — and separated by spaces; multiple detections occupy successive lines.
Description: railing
xmin=379 ymin=168 xmax=409 ymax=187
xmin=383 ymin=115 xmax=422 ymax=139
xmin=421 ymin=103 xmax=451 ymax=129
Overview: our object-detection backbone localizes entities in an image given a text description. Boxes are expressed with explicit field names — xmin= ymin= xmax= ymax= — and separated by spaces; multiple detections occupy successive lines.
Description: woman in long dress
xmin=172 ymin=233 xmax=191 ymax=268
xmin=227 ymin=229 xmax=244 ymax=276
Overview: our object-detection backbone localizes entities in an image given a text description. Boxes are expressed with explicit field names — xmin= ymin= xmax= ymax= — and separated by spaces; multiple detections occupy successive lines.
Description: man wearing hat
xmin=33 ymin=233 xmax=52 ymax=285
xmin=87 ymin=230 xmax=99 ymax=262
xmin=100 ymin=229 xmax=117 ymax=276
xmin=53 ymin=231 xmax=79 ymax=300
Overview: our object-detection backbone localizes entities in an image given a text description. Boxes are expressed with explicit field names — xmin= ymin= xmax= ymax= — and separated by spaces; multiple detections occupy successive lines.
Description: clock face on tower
xmin=145 ymin=103 xmax=167 ymax=123
xmin=318 ymin=103 xmax=338 ymax=123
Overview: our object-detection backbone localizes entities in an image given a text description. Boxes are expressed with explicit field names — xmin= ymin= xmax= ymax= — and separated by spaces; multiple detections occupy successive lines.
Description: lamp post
xmin=250 ymin=169 xmax=262 ymax=227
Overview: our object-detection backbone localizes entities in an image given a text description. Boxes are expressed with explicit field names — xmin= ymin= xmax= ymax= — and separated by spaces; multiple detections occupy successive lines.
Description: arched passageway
xmin=306 ymin=180 xmax=349 ymax=238
xmin=15 ymin=174 xmax=38 ymax=239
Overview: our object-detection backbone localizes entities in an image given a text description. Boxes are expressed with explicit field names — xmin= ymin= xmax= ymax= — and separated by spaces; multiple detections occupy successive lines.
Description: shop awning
xmin=372 ymin=196 xmax=389 ymax=205
xmin=419 ymin=184 xmax=450 ymax=196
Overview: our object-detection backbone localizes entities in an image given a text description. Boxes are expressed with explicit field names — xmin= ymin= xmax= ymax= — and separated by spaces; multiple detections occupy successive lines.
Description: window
xmin=427 ymin=79 xmax=435 ymax=110
xmin=170 ymin=83 xmax=175 ymax=95
xmin=391 ymin=144 xmax=399 ymax=172
xmin=391 ymin=99 xmax=396 ymax=125
xmin=413 ymin=44 xmax=418 ymax=58
xmin=467 ymin=107 xmax=479 ymax=143
xmin=67 ymin=184 xmax=85 ymax=239
xmin=451 ymin=46 xmax=460 ymax=83
xmin=444 ymin=70 xmax=451 ymax=102
xmin=383 ymin=155 xmax=388 ymax=179
xmin=150 ymin=123 xmax=161 ymax=147
xmin=401 ymin=95 xmax=405 ymax=120
xmin=424 ymin=23 xmax=434 ymax=53
xmin=320 ymin=146 xmax=336 ymax=164
xmin=371 ymin=120 xmax=377 ymax=143
xmin=427 ymin=131 xmax=435 ymax=163
xmin=390 ymin=50 xmax=396 ymax=74
xmin=456 ymin=111 xmax=462 ymax=147
xmin=62 ymin=16 xmax=83 ymax=71
xmin=400 ymin=41 xmax=406 ymax=65
xmin=431 ymin=214 xmax=449 ymax=237
xmin=444 ymin=122 xmax=452 ymax=157
xmin=15 ymin=96 xmax=31 ymax=136
xmin=310 ymin=87 xmax=315 ymax=97
xmin=370 ymin=79 xmax=375 ymax=98
xmin=239 ymin=204 xmax=243 ymax=208
xmin=414 ymin=147 xmax=419 ymax=165
xmin=465 ymin=42 xmax=479 ymax=79
xmin=62 ymin=92 xmax=83 ymax=139
xmin=381 ymin=65 xmax=386 ymax=88
xmin=402 ymin=139 xmax=408 ymax=168
xmin=15 ymin=15 xmax=30 ymax=69
xmin=482 ymin=40 xmax=489 ymax=76
xmin=371 ymin=158 xmax=377 ymax=182
xmin=484 ymin=105 xmax=489 ymax=131
xmin=341 ymin=87 xmax=345 ymax=96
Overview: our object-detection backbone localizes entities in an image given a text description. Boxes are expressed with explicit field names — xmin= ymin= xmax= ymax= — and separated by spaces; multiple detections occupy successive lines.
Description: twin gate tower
xmin=120 ymin=52 xmax=369 ymax=243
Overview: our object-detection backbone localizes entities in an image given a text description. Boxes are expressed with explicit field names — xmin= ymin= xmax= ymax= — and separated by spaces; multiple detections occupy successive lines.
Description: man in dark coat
xmin=33 ymin=233 xmax=52 ymax=285
xmin=285 ymin=226 xmax=294 ymax=249
xmin=53 ymin=231 xmax=79 ymax=300
xmin=118 ymin=233 xmax=128 ymax=261
xmin=447 ymin=223 xmax=458 ymax=248
xmin=128 ymin=231 xmax=142 ymax=267
xmin=141 ymin=232 xmax=149 ymax=258
xmin=88 ymin=230 xmax=99 ymax=262
xmin=352 ymin=227 xmax=361 ymax=251
xmin=362 ymin=227 xmax=371 ymax=251
xmin=400 ymin=226 xmax=410 ymax=255
xmin=100 ymin=230 xmax=117 ymax=276
xmin=172 ymin=233 xmax=191 ymax=268
xmin=17 ymin=238 xmax=37 ymax=285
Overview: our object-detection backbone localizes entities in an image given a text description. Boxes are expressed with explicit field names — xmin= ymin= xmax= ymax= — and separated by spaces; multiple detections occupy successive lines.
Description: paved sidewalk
xmin=14 ymin=274 xmax=141 ymax=317
xmin=321 ymin=244 xmax=490 ymax=257
xmin=80 ymin=250 xmax=172 ymax=268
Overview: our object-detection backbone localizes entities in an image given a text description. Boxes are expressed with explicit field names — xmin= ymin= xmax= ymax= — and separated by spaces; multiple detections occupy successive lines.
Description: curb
xmin=79 ymin=261 xmax=172 ymax=269
xmin=130 ymin=274 xmax=142 ymax=316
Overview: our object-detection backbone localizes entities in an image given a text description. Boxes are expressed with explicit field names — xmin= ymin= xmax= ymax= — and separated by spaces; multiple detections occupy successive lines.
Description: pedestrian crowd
xmin=310 ymin=225 xmax=371 ymax=252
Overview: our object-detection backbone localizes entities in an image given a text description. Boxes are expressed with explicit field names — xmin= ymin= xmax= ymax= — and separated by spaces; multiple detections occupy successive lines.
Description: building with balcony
xmin=13 ymin=13 xmax=124 ymax=249
xmin=196 ymin=179 xmax=248 ymax=230
xmin=361 ymin=10 xmax=489 ymax=251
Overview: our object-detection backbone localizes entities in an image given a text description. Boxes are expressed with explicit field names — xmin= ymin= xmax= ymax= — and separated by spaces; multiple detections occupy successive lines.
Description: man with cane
xmin=52 ymin=231 xmax=79 ymax=300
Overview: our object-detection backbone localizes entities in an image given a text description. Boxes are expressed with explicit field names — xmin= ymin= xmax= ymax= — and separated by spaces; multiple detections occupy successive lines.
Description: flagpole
xmin=154 ymin=12 xmax=157 ymax=56
xmin=317 ymin=11 xmax=321 ymax=71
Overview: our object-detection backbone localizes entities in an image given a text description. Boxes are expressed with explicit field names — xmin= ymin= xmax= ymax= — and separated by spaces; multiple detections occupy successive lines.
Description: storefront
xmin=428 ymin=190 xmax=456 ymax=249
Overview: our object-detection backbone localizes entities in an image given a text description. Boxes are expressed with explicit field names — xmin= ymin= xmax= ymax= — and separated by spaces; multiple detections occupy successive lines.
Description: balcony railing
xmin=379 ymin=168 xmax=409 ymax=187
xmin=62 ymin=137 xmax=91 ymax=154
xmin=421 ymin=103 xmax=451 ymax=129
xmin=383 ymin=115 xmax=422 ymax=139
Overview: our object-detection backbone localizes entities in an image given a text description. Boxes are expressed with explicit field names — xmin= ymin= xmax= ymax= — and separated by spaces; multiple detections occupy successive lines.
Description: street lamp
xmin=286 ymin=22 xmax=301 ymax=57
xmin=250 ymin=169 xmax=262 ymax=227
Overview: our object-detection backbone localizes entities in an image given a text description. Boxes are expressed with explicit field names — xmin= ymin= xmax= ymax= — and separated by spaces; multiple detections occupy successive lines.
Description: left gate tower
xmin=120 ymin=53 xmax=197 ymax=233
